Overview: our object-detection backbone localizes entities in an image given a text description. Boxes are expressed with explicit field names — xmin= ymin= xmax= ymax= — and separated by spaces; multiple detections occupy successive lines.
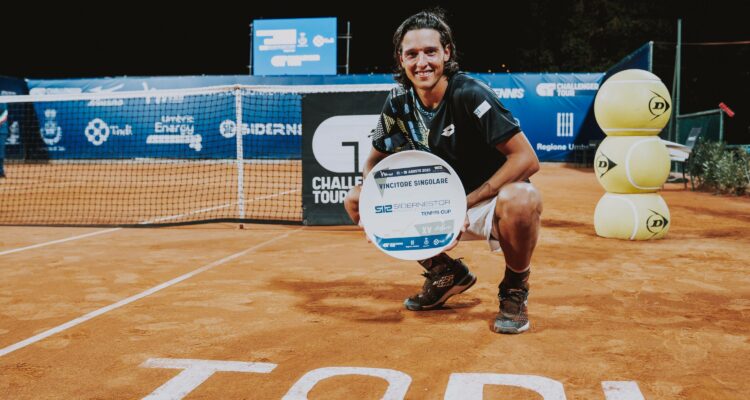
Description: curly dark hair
xmin=392 ymin=8 xmax=460 ymax=89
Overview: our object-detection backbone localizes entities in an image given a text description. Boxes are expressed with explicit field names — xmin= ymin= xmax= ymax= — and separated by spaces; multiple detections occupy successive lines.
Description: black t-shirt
xmin=371 ymin=73 xmax=521 ymax=194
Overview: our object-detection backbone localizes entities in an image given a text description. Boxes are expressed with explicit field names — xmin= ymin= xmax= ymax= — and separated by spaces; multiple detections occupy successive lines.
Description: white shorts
xmin=463 ymin=197 xmax=501 ymax=252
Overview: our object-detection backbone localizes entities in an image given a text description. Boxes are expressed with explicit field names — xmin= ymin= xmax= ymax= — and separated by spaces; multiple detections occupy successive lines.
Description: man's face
xmin=400 ymin=29 xmax=450 ymax=91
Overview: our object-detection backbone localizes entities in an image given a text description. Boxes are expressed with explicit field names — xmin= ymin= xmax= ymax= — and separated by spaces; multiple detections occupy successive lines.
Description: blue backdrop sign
xmin=475 ymin=73 xmax=605 ymax=161
xmin=253 ymin=18 xmax=337 ymax=76
xmin=25 ymin=91 xmax=300 ymax=160
xmin=24 ymin=72 xmax=617 ymax=161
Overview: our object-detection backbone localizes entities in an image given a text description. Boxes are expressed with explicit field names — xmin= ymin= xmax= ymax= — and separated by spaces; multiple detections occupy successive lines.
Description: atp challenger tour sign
xmin=301 ymin=91 xmax=389 ymax=225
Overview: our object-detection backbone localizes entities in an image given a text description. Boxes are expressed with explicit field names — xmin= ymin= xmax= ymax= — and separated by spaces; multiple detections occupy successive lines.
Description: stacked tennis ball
xmin=592 ymin=69 xmax=672 ymax=240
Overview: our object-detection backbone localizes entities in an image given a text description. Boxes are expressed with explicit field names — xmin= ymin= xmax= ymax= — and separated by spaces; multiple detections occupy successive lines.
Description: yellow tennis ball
xmin=594 ymin=69 xmax=672 ymax=136
xmin=594 ymin=193 xmax=670 ymax=240
xmin=594 ymin=136 xmax=670 ymax=193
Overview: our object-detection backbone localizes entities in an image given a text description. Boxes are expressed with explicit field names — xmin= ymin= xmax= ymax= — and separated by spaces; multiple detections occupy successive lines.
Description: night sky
xmin=1 ymin=2 xmax=746 ymax=79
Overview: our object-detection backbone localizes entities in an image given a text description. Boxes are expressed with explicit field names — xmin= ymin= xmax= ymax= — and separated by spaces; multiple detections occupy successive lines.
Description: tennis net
xmin=0 ymin=84 xmax=391 ymax=226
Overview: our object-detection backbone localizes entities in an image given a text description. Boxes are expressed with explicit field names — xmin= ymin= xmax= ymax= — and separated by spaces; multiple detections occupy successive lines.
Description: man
xmin=344 ymin=9 xmax=542 ymax=334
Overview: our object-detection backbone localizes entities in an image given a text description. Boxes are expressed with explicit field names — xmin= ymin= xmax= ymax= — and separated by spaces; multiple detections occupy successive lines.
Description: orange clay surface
xmin=1 ymin=163 xmax=748 ymax=399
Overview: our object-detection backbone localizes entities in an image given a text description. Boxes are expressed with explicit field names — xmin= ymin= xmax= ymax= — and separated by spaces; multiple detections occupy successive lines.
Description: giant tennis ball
xmin=594 ymin=193 xmax=670 ymax=240
xmin=594 ymin=136 xmax=670 ymax=193
xmin=594 ymin=69 xmax=672 ymax=136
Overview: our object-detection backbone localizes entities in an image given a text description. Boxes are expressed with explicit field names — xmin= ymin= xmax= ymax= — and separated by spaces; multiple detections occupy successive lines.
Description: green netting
xmin=676 ymin=109 xmax=723 ymax=145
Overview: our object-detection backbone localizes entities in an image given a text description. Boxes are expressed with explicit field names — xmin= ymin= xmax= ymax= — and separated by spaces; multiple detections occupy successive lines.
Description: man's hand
xmin=358 ymin=219 xmax=372 ymax=243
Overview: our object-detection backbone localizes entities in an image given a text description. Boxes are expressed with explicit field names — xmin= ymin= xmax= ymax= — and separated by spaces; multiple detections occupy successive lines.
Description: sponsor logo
xmin=312 ymin=34 xmax=334 ymax=47
xmin=84 ymin=118 xmax=133 ymax=146
xmin=257 ymin=29 xmax=297 ymax=52
xmin=493 ymin=88 xmax=525 ymax=99
xmin=155 ymin=115 xmax=195 ymax=135
xmin=646 ymin=210 xmax=669 ymax=235
xmin=88 ymin=98 xmax=125 ymax=107
xmin=648 ymin=91 xmax=671 ymax=119
xmin=84 ymin=118 xmax=110 ymax=146
xmin=249 ymin=123 xmax=301 ymax=135
xmin=535 ymin=143 xmax=591 ymax=152
xmin=375 ymin=205 xmax=393 ymax=214
xmin=40 ymin=109 xmax=63 ymax=146
xmin=256 ymin=28 xmax=332 ymax=68
xmin=536 ymin=143 xmax=566 ymax=151
xmin=373 ymin=200 xmax=451 ymax=214
xmin=297 ymin=32 xmax=308 ymax=47
xmin=556 ymin=112 xmax=574 ymax=137
xmin=432 ymin=274 xmax=454 ymax=288
xmin=147 ymin=115 xmax=201 ymax=151
xmin=595 ymin=153 xmax=618 ymax=177
xmin=441 ymin=124 xmax=455 ymax=137
xmin=219 ymin=120 xmax=302 ymax=138
xmin=220 ymin=120 xmax=246 ymax=138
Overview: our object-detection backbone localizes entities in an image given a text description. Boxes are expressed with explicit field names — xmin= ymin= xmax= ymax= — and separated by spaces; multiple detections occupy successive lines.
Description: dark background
xmin=2 ymin=0 xmax=748 ymax=142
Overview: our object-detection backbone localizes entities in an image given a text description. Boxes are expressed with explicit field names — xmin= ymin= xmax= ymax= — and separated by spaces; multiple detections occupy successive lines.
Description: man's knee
xmin=495 ymin=182 xmax=542 ymax=220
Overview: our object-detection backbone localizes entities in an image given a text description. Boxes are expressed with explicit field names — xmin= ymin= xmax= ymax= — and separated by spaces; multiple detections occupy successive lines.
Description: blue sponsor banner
xmin=28 ymin=91 xmax=300 ymax=159
xmin=253 ymin=18 xmax=337 ymax=76
xmin=26 ymin=71 xmax=618 ymax=161
xmin=472 ymin=72 xmax=605 ymax=161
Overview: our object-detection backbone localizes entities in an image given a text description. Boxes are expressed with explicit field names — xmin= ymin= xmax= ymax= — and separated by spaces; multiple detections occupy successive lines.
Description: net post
xmin=235 ymin=87 xmax=246 ymax=226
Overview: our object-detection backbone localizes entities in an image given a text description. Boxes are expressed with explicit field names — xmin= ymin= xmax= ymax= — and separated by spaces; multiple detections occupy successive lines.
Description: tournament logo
xmin=536 ymin=83 xmax=556 ymax=97
xmin=312 ymin=115 xmax=379 ymax=173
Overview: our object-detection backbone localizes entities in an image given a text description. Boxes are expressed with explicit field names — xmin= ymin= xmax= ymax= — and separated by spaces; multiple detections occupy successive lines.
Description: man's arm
xmin=465 ymin=132 xmax=540 ymax=209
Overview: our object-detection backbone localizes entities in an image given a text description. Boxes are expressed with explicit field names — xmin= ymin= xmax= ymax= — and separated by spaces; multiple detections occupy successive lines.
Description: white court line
xmin=142 ymin=203 xmax=236 ymax=224
xmin=0 ymin=189 xmax=301 ymax=255
xmin=140 ymin=189 xmax=300 ymax=224
xmin=0 ymin=227 xmax=302 ymax=358
xmin=0 ymin=228 xmax=122 ymax=257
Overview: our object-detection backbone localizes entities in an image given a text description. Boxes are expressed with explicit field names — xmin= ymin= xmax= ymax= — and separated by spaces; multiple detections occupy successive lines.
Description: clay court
xmin=1 ymin=163 xmax=748 ymax=399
